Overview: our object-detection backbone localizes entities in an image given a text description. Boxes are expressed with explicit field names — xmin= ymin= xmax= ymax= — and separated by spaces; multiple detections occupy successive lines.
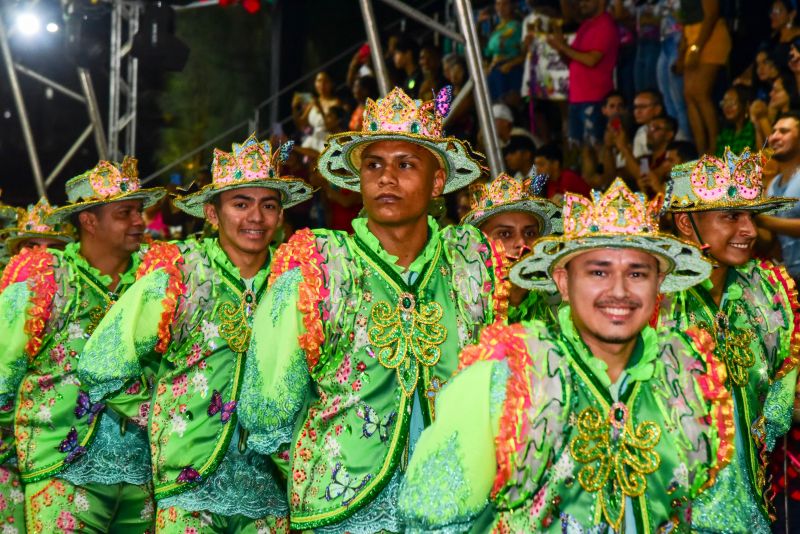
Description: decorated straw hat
xmin=173 ymin=134 xmax=314 ymax=218
xmin=667 ymin=147 xmax=795 ymax=214
xmin=317 ymin=86 xmax=483 ymax=194
xmin=48 ymin=156 xmax=167 ymax=223
xmin=461 ymin=171 xmax=562 ymax=235
xmin=4 ymin=198 xmax=76 ymax=254
xmin=511 ymin=178 xmax=712 ymax=293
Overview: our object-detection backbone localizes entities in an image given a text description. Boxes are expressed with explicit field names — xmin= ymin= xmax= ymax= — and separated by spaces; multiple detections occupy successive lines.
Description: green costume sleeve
xmin=239 ymin=267 xmax=310 ymax=455
xmin=762 ymin=368 xmax=798 ymax=451
xmin=78 ymin=269 xmax=169 ymax=406
xmin=0 ymin=282 xmax=33 ymax=406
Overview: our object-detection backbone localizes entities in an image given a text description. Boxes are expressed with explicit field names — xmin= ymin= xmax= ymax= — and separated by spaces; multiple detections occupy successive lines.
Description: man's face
xmin=553 ymin=248 xmax=663 ymax=347
xmin=80 ymin=199 xmax=145 ymax=254
xmin=495 ymin=118 xmax=513 ymax=142
xmin=577 ymin=0 xmax=602 ymax=19
xmin=602 ymin=95 xmax=625 ymax=118
xmin=646 ymin=118 xmax=674 ymax=151
xmin=204 ymin=187 xmax=283 ymax=257
xmin=769 ymin=117 xmax=800 ymax=161
xmin=633 ymin=94 xmax=661 ymax=125
xmin=360 ymin=140 xmax=445 ymax=227
xmin=533 ymin=156 xmax=557 ymax=180
xmin=504 ymin=149 xmax=531 ymax=174
xmin=419 ymin=48 xmax=440 ymax=75
xmin=393 ymin=50 xmax=410 ymax=70
xmin=480 ymin=211 xmax=540 ymax=260
xmin=18 ymin=237 xmax=67 ymax=253
xmin=674 ymin=211 xmax=756 ymax=267
xmin=664 ymin=149 xmax=682 ymax=169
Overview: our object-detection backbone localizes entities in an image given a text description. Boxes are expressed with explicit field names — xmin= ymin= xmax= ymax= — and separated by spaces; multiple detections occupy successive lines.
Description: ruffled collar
xmin=202 ymin=237 xmax=270 ymax=288
xmin=351 ymin=216 xmax=440 ymax=276
xmin=69 ymin=242 xmax=139 ymax=289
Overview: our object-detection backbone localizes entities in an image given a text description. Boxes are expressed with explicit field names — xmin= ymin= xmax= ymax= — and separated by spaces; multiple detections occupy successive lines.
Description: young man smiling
xmin=398 ymin=179 xmax=728 ymax=532
xmin=78 ymin=136 xmax=313 ymax=533
xmin=0 ymin=158 xmax=166 ymax=532
xmin=237 ymin=87 xmax=508 ymax=533
xmin=659 ymin=147 xmax=800 ymax=533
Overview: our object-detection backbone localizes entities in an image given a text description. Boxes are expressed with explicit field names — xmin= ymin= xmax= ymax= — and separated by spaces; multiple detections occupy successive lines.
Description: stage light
xmin=46 ymin=22 xmax=59 ymax=33
xmin=16 ymin=13 xmax=41 ymax=36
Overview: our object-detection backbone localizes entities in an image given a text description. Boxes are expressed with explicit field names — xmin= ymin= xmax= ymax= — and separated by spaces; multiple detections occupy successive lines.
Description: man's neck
xmin=366 ymin=216 xmax=430 ymax=269
xmin=577 ymin=326 xmax=638 ymax=385
xmin=79 ymin=241 xmax=132 ymax=290
xmin=707 ymin=263 xmax=729 ymax=307
xmin=218 ymin=240 xmax=268 ymax=280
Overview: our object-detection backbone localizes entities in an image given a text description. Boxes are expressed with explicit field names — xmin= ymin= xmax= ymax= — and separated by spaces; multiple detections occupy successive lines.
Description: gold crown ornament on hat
xmin=173 ymin=133 xmax=314 ymax=218
xmin=318 ymin=86 xmax=484 ymax=194
xmin=4 ymin=198 xmax=75 ymax=254
xmin=511 ymin=178 xmax=712 ymax=293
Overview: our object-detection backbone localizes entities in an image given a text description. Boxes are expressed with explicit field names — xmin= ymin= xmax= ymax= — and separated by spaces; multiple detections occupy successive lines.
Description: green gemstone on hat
xmin=590 ymin=224 xmax=599 ymax=232
xmin=410 ymin=122 xmax=420 ymax=134
xmin=120 ymin=182 xmax=128 ymax=192
xmin=727 ymin=186 xmax=737 ymax=197
xmin=402 ymin=296 xmax=412 ymax=309
xmin=370 ymin=121 xmax=378 ymax=131
xmin=269 ymin=169 xmax=275 ymax=178
xmin=234 ymin=169 xmax=243 ymax=179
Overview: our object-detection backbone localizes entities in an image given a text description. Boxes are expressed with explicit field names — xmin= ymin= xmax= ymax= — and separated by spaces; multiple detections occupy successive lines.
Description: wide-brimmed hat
xmin=667 ymin=147 xmax=795 ymax=214
xmin=173 ymin=134 xmax=314 ymax=218
xmin=511 ymin=178 xmax=712 ymax=293
xmin=317 ymin=86 xmax=483 ymax=194
xmin=48 ymin=156 xmax=167 ymax=224
xmin=3 ymin=198 xmax=75 ymax=254
xmin=461 ymin=171 xmax=562 ymax=235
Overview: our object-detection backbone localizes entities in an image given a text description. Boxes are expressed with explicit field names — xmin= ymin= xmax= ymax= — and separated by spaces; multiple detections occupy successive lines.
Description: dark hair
xmin=536 ymin=143 xmax=563 ymax=163
xmin=774 ymin=109 xmax=800 ymax=127
xmin=327 ymin=105 xmax=347 ymax=124
xmin=636 ymin=89 xmax=664 ymax=110
xmin=774 ymin=70 xmax=800 ymax=109
xmin=504 ymin=134 xmax=537 ymax=155
xmin=355 ymin=75 xmax=379 ymax=100
xmin=70 ymin=205 xmax=100 ymax=230
xmin=653 ymin=114 xmax=678 ymax=133
xmin=394 ymin=36 xmax=419 ymax=61
xmin=665 ymin=140 xmax=699 ymax=162
xmin=725 ymin=84 xmax=752 ymax=107
xmin=443 ymin=53 xmax=468 ymax=72
xmin=603 ymin=89 xmax=624 ymax=106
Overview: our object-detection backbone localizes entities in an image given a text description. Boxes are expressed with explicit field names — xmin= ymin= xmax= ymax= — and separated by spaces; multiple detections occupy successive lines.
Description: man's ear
xmin=204 ymin=203 xmax=219 ymax=226
xmin=672 ymin=212 xmax=695 ymax=240
xmin=78 ymin=210 xmax=97 ymax=237
xmin=431 ymin=167 xmax=446 ymax=198
xmin=552 ymin=266 xmax=570 ymax=302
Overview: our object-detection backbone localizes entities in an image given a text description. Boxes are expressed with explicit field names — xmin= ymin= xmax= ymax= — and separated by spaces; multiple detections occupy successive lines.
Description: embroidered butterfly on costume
xmin=74 ymin=391 xmax=105 ymax=425
xmin=325 ymin=462 xmax=371 ymax=506
xmin=435 ymin=85 xmax=453 ymax=118
xmin=176 ymin=466 xmax=202 ymax=484
xmin=207 ymin=390 xmax=237 ymax=423
xmin=355 ymin=405 xmax=396 ymax=443
xmin=58 ymin=427 xmax=87 ymax=464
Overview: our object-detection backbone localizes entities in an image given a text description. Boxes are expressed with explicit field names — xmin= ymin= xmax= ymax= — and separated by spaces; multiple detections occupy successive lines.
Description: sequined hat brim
xmin=667 ymin=195 xmax=797 ymax=215
xmin=461 ymin=199 xmax=563 ymax=236
xmin=46 ymin=188 xmax=168 ymax=224
xmin=4 ymin=231 xmax=75 ymax=255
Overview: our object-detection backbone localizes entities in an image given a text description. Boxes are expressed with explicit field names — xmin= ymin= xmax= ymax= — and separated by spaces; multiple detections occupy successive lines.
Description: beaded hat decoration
xmin=4 ymin=197 xmax=75 ymax=254
xmin=461 ymin=171 xmax=562 ymax=235
xmin=511 ymin=178 xmax=711 ymax=292
xmin=667 ymin=146 xmax=795 ymax=214
xmin=318 ymin=86 xmax=483 ymax=194
xmin=48 ymin=156 xmax=167 ymax=223
xmin=173 ymin=133 xmax=314 ymax=218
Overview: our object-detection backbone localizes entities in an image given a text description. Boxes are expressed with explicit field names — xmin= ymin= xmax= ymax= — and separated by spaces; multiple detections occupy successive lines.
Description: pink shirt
xmin=568 ymin=12 xmax=619 ymax=103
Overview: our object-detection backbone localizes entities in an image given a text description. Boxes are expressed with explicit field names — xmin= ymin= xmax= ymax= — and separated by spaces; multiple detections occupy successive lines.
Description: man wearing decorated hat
xmin=237 ymin=86 xmax=508 ymax=532
xmin=0 ymin=157 xmax=166 ymax=532
xmin=461 ymin=171 xmax=561 ymax=324
xmin=78 ymin=135 xmax=313 ymax=533
xmin=659 ymin=147 xmax=800 ymax=533
xmin=2 ymin=197 xmax=75 ymax=255
xmin=398 ymin=179 xmax=729 ymax=532
xmin=0 ymin=193 xmax=20 ymax=269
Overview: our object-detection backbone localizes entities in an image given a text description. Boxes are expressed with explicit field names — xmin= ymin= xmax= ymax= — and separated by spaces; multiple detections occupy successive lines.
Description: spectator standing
xmin=418 ymin=43 xmax=446 ymax=100
xmin=549 ymin=0 xmax=619 ymax=147
xmin=349 ymin=75 xmax=378 ymax=131
xmin=609 ymin=0 xmax=637 ymax=103
xmin=769 ymin=0 xmax=800 ymax=66
xmin=655 ymin=0 xmax=690 ymax=141
xmin=481 ymin=0 xmax=525 ymax=102
xmin=678 ymin=0 xmax=731 ymax=155
xmin=634 ymin=0 xmax=662 ymax=94
xmin=392 ymin=36 xmax=424 ymax=98
xmin=292 ymin=71 xmax=345 ymax=153
xmin=716 ymin=85 xmax=756 ymax=157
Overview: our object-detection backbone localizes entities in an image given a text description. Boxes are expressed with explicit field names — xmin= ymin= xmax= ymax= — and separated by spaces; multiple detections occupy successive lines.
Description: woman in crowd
xmin=292 ymin=71 xmax=345 ymax=153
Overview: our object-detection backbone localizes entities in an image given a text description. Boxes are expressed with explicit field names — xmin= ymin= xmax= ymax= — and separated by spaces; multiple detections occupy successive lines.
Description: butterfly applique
xmin=356 ymin=405 xmax=395 ymax=443
xmin=207 ymin=390 xmax=237 ymax=423
xmin=176 ymin=466 xmax=202 ymax=484
xmin=58 ymin=427 xmax=87 ymax=464
xmin=74 ymin=391 xmax=104 ymax=425
xmin=325 ymin=462 xmax=371 ymax=506
xmin=435 ymin=85 xmax=453 ymax=118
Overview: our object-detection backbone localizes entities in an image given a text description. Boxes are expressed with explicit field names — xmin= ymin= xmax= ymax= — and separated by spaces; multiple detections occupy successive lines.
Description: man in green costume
xmin=237 ymin=86 xmax=509 ymax=533
xmin=398 ymin=178 xmax=730 ymax=532
xmin=0 ymin=194 xmax=19 ymax=269
xmin=461 ymin=171 xmax=561 ymax=324
xmin=660 ymin=147 xmax=800 ymax=533
xmin=0 ymin=157 xmax=166 ymax=533
xmin=78 ymin=135 xmax=313 ymax=533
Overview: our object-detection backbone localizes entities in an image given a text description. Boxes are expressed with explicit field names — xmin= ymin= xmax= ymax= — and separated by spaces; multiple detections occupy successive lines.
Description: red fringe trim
xmin=0 ymin=248 xmax=56 ymax=357
xmin=459 ymin=321 xmax=532 ymax=497
xmin=759 ymin=260 xmax=800 ymax=380
xmin=486 ymin=238 xmax=510 ymax=322
xmin=136 ymin=242 xmax=185 ymax=354
xmin=269 ymin=228 xmax=328 ymax=370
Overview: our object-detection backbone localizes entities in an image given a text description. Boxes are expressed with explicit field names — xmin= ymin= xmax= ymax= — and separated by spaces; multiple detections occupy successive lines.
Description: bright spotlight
xmin=46 ymin=22 xmax=59 ymax=33
xmin=16 ymin=13 xmax=41 ymax=36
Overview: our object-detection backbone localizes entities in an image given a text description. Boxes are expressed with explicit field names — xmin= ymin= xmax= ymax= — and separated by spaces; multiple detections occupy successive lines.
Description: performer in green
xmin=78 ymin=135 xmax=313 ymax=533
xmin=0 ymin=194 xmax=20 ymax=269
xmin=461 ymin=171 xmax=561 ymax=324
xmin=399 ymin=179 xmax=729 ymax=532
xmin=0 ymin=157 xmax=165 ymax=533
xmin=237 ymin=86 xmax=508 ymax=533
xmin=660 ymin=147 xmax=800 ymax=533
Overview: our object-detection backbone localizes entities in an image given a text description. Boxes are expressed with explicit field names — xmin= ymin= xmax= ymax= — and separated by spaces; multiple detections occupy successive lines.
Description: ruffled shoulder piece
xmin=136 ymin=241 xmax=187 ymax=353
xmin=269 ymin=228 xmax=330 ymax=371
xmin=757 ymin=260 xmax=800 ymax=379
xmin=442 ymin=224 xmax=510 ymax=323
xmin=0 ymin=247 xmax=57 ymax=357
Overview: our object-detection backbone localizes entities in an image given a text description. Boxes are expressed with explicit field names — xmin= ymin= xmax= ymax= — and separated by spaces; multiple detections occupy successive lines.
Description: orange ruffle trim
xmin=269 ymin=228 xmax=328 ymax=370
xmin=0 ymin=247 xmax=57 ymax=357
xmin=486 ymin=238 xmax=510 ymax=322
xmin=687 ymin=326 xmax=735 ymax=487
xmin=136 ymin=242 xmax=186 ymax=354
xmin=459 ymin=321 xmax=531 ymax=497
xmin=759 ymin=260 xmax=800 ymax=380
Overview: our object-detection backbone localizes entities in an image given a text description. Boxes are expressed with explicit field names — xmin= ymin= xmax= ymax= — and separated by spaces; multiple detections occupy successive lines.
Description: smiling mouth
xmin=596 ymin=305 xmax=639 ymax=322
xmin=729 ymin=242 xmax=751 ymax=250
xmin=241 ymin=229 xmax=266 ymax=237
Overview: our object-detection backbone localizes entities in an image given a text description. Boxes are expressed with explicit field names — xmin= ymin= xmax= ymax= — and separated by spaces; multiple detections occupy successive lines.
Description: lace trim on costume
xmin=269 ymin=228 xmax=328 ymax=370
xmin=458 ymin=322 xmax=532 ymax=497
xmin=61 ymin=411 xmax=151 ymax=486
xmin=0 ymin=247 xmax=57 ymax=357
xmin=0 ymin=284 xmax=30 ymax=405
xmin=159 ymin=427 xmax=288 ymax=519
xmin=763 ymin=379 xmax=794 ymax=451
xmin=760 ymin=261 xmax=800 ymax=379
xmin=315 ymin=469 xmax=403 ymax=534
xmin=136 ymin=242 xmax=186 ymax=353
